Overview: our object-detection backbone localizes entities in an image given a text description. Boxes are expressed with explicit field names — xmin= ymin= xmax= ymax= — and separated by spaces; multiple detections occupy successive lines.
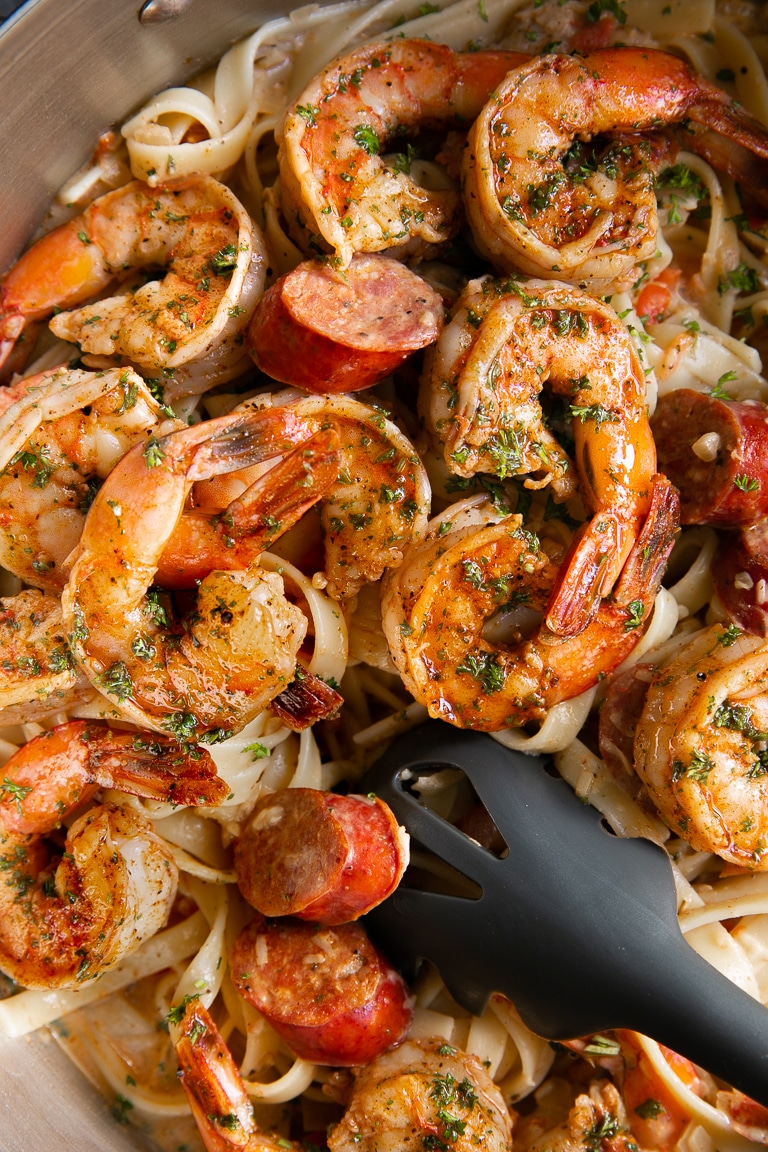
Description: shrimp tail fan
xmin=612 ymin=474 xmax=681 ymax=609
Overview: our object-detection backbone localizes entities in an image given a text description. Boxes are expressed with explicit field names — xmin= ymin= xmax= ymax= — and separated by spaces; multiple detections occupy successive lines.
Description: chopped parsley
xmin=456 ymin=651 xmax=506 ymax=694
xmin=353 ymin=124 xmax=380 ymax=155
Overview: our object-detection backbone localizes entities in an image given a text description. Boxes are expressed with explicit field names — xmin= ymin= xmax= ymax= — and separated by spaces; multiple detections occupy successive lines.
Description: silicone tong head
xmin=362 ymin=721 xmax=681 ymax=1040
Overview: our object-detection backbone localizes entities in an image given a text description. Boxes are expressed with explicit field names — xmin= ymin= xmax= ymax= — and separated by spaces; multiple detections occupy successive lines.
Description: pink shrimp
xmin=464 ymin=48 xmax=768 ymax=291
xmin=0 ymin=174 xmax=265 ymax=379
xmin=278 ymin=38 xmax=528 ymax=268
xmin=382 ymin=475 xmax=678 ymax=731
xmin=0 ymin=719 xmax=226 ymax=989
xmin=422 ymin=277 xmax=658 ymax=638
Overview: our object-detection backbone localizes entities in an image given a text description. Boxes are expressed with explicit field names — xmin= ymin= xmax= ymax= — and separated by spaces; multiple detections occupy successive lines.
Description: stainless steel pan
xmin=0 ymin=3 xmax=303 ymax=1148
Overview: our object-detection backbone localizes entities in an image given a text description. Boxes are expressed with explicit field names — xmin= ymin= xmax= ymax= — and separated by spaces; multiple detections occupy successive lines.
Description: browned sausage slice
xmin=246 ymin=254 xmax=444 ymax=393
xmin=234 ymin=788 xmax=409 ymax=924
xmin=597 ymin=663 xmax=655 ymax=799
xmin=652 ymin=389 xmax=768 ymax=524
xmin=230 ymin=916 xmax=413 ymax=1065
xmin=712 ymin=521 xmax=768 ymax=636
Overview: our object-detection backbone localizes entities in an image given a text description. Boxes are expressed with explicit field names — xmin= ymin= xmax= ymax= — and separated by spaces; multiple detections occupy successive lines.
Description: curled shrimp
xmin=0 ymin=720 xmax=225 ymax=989
xmin=235 ymin=394 xmax=432 ymax=601
xmin=0 ymin=175 xmax=266 ymax=378
xmin=382 ymin=476 xmax=678 ymax=732
xmin=278 ymin=39 xmax=527 ymax=269
xmin=634 ymin=622 xmax=768 ymax=869
xmin=463 ymin=48 xmax=768 ymax=291
xmin=135 ymin=393 xmax=428 ymax=601
xmin=174 ymin=999 xmax=513 ymax=1152
xmin=61 ymin=406 xmax=342 ymax=739
xmin=421 ymin=278 xmax=657 ymax=637
xmin=0 ymin=365 xmax=172 ymax=592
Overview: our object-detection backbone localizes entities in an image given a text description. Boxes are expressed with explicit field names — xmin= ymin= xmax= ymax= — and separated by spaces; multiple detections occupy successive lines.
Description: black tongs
xmin=362 ymin=722 xmax=768 ymax=1106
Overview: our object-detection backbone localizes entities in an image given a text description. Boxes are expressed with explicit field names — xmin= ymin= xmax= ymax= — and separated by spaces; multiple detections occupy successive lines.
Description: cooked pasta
xmin=2 ymin=0 xmax=768 ymax=1150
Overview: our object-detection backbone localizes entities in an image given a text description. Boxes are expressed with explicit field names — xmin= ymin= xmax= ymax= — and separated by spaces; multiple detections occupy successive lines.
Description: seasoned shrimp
xmin=278 ymin=39 xmax=527 ymax=269
xmin=634 ymin=622 xmax=768 ymax=868
xmin=153 ymin=422 xmax=341 ymax=591
xmin=236 ymin=394 xmax=432 ymax=600
xmin=0 ymin=365 xmax=172 ymax=592
xmin=0 ymin=589 xmax=91 ymax=724
xmin=382 ymin=476 xmax=678 ymax=731
xmin=175 ymin=998 xmax=304 ymax=1152
xmin=146 ymin=393 xmax=429 ymax=601
xmin=327 ymin=1036 xmax=513 ymax=1152
xmin=61 ymin=407 xmax=336 ymax=739
xmin=421 ymin=278 xmax=657 ymax=637
xmin=0 ymin=175 xmax=266 ymax=378
xmin=463 ymin=49 xmax=768 ymax=291
xmin=175 ymin=1000 xmax=512 ymax=1152
xmin=0 ymin=720 xmax=225 ymax=988
xmin=517 ymin=1080 xmax=636 ymax=1152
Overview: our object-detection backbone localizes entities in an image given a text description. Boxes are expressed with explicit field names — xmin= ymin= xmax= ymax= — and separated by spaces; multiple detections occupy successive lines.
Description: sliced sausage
xmin=712 ymin=521 xmax=768 ymax=636
xmin=597 ymin=663 xmax=655 ymax=799
xmin=234 ymin=788 xmax=409 ymax=924
xmin=230 ymin=916 xmax=413 ymax=1066
xmin=245 ymin=254 xmax=444 ymax=393
xmin=652 ymin=389 xmax=768 ymax=524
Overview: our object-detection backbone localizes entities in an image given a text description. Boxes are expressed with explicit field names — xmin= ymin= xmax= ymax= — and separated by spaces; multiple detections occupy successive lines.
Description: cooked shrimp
xmin=617 ymin=1031 xmax=708 ymax=1150
xmin=235 ymin=394 xmax=432 ymax=600
xmin=517 ymin=1080 xmax=636 ymax=1152
xmin=148 ymin=393 xmax=428 ymax=600
xmin=463 ymin=48 xmax=768 ymax=291
xmin=382 ymin=476 xmax=678 ymax=731
xmin=153 ymin=422 xmax=341 ymax=591
xmin=61 ymin=407 xmax=334 ymax=739
xmin=278 ymin=39 xmax=527 ymax=269
xmin=634 ymin=622 xmax=768 ymax=868
xmin=0 ymin=175 xmax=266 ymax=378
xmin=175 ymin=999 xmax=512 ymax=1152
xmin=0 ymin=802 xmax=174 ymax=990
xmin=0 ymin=589 xmax=91 ymax=724
xmin=0 ymin=719 xmax=225 ymax=988
xmin=421 ymin=278 xmax=657 ymax=638
xmin=175 ymin=998 xmax=303 ymax=1152
xmin=0 ymin=365 xmax=339 ymax=600
xmin=0 ymin=365 xmax=173 ymax=592
xmin=0 ymin=719 xmax=228 ymax=834
xmin=327 ymin=1036 xmax=513 ymax=1152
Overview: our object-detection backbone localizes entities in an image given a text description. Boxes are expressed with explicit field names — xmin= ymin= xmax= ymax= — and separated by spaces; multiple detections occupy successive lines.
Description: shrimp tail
xmin=154 ymin=428 xmax=341 ymax=590
xmin=682 ymin=122 xmax=768 ymax=209
xmin=226 ymin=428 xmax=341 ymax=541
xmin=184 ymin=408 xmax=319 ymax=483
xmin=546 ymin=475 xmax=679 ymax=639
xmin=176 ymin=999 xmax=291 ymax=1152
xmin=611 ymin=474 xmax=680 ymax=614
xmin=683 ymin=80 xmax=768 ymax=207
xmin=689 ymin=90 xmax=768 ymax=161
xmin=79 ymin=723 xmax=230 ymax=807
xmin=544 ymin=514 xmax=623 ymax=639
xmin=270 ymin=669 xmax=344 ymax=730
xmin=0 ymin=719 xmax=228 ymax=838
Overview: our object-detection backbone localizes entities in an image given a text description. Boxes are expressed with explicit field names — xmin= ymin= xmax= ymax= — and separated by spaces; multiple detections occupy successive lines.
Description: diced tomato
xmin=635 ymin=268 xmax=682 ymax=324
